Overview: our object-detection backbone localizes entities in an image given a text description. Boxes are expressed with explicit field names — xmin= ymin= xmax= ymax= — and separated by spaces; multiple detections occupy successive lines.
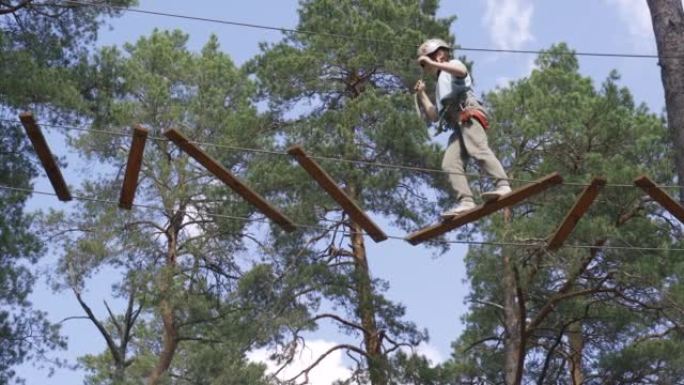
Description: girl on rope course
xmin=414 ymin=38 xmax=511 ymax=217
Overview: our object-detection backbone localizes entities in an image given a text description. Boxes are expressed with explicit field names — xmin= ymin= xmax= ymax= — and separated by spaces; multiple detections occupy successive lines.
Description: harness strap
xmin=437 ymin=103 xmax=456 ymax=134
xmin=459 ymin=108 xmax=490 ymax=130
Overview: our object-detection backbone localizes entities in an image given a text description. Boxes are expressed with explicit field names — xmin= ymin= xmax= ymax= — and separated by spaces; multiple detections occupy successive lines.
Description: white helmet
xmin=417 ymin=38 xmax=451 ymax=58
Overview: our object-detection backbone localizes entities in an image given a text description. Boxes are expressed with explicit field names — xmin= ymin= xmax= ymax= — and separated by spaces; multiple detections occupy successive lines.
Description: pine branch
xmin=310 ymin=313 xmax=368 ymax=334
xmin=73 ymin=290 xmax=123 ymax=365
xmin=283 ymin=344 xmax=369 ymax=384
xmin=526 ymin=239 xmax=606 ymax=333
xmin=0 ymin=0 xmax=32 ymax=15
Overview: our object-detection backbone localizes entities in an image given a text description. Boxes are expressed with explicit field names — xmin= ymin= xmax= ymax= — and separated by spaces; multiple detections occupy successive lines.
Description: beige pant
xmin=441 ymin=118 xmax=509 ymax=203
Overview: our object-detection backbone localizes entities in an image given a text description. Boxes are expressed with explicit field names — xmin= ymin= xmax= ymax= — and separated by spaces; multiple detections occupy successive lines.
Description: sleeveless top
xmin=435 ymin=59 xmax=486 ymax=124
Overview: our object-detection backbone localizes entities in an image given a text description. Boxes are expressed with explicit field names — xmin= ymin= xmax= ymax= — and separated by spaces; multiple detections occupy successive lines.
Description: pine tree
xmin=0 ymin=1 xmax=133 ymax=382
xmin=646 ymin=0 xmax=684 ymax=204
xmin=443 ymin=44 xmax=682 ymax=385
xmin=44 ymin=30 xmax=296 ymax=385
xmin=250 ymin=1 xmax=458 ymax=383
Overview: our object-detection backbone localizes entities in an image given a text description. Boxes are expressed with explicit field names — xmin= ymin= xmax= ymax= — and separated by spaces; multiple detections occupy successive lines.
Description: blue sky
xmin=17 ymin=1 xmax=670 ymax=384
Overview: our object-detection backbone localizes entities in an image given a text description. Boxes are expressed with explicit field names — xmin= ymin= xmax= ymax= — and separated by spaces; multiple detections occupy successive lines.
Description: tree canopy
xmin=442 ymin=44 xmax=682 ymax=385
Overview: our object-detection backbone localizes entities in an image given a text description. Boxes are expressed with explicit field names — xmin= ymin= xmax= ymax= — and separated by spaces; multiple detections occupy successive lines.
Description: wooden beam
xmin=406 ymin=172 xmax=563 ymax=245
xmin=163 ymin=128 xmax=296 ymax=232
xmin=547 ymin=177 xmax=606 ymax=251
xmin=634 ymin=175 xmax=684 ymax=224
xmin=119 ymin=125 xmax=149 ymax=210
xmin=287 ymin=145 xmax=387 ymax=243
xmin=19 ymin=112 xmax=72 ymax=201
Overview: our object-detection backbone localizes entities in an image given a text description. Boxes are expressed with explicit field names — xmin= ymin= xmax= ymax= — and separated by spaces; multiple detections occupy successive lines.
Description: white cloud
xmin=604 ymin=0 xmax=654 ymax=47
xmin=182 ymin=205 xmax=204 ymax=238
xmin=249 ymin=340 xmax=448 ymax=384
xmin=248 ymin=339 xmax=353 ymax=385
xmin=411 ymin=342 xmax=445 ymax=366
xmin=397 ymin=342 xmax=445 ymax=370
xmin=483 ymin=0 xmax=534 ymax=50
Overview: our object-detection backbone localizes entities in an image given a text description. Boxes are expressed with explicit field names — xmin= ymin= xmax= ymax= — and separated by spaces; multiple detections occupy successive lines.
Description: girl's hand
xmin=417 ymin=55 xmax=433 ymax=68
xmin=414 ymin=79 xmax=426 ymax=93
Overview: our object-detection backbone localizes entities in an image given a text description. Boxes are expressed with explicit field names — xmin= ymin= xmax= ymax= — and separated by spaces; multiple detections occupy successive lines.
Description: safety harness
xmin=437 ymin=103 xmax=490 ymax=134
xmin=459 ymin=108 xmax=489 ymax=130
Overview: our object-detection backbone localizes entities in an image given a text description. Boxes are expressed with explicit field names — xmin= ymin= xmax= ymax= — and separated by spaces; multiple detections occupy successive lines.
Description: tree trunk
xmin=147 ymin=223 xmax=180 ymax=385
xmin=647 ymin=0 xmax=684 ymax=203
xmin=348 ymin=186 xmax=387 ymax=385
xmin=568 ymin=321 xmax=585 ymax=385
xmin=502 ymin=208 xmax=525 ymax=385
xmin=113 ymin=363 xmax=126 ymax=385
xmin=147 ymin=284 xmax=178 ymax=385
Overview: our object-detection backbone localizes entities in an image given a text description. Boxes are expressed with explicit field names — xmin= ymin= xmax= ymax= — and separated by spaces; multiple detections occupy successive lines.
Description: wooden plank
xmin=119 ymin=125 xmax=149 ymax=210
xmin=163 ymin=128 xmax=296 ymax=232
xmin=19 ymin=112 xmax=72 ymax=201
xmin=287 ymin=145 xmax=387 ymax=243
xmin=634 ymin=175 xmax=684 ymax=224
xmin=547 ymin=177 xmax=606 ymax=251
xmin=406 ymin=172 xmax=563 ymax=245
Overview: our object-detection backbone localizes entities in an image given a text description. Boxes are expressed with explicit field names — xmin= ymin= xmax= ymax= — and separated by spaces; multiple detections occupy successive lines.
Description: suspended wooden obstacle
xmin=164 ymin=128 xmax=296 ymax=232
xmin=19 ymin=112 xmax=72 ymax=201
xmin=547 ymin=177 xmax=606 ymax=251
xmin=634 ymin=175 xmax=684 ymax=224
xmin=22 ymin=113 xmax=678 ymax=251
xmin=119 ymin=125 xmax=149 ymax=209
xmin=405 ymin=172 xmax=563 ymax=245
xmin=287 ymin=145 xmax=387 ymax=242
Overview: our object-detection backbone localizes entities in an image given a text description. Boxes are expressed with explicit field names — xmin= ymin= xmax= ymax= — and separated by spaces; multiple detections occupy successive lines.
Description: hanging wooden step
xmin=19 ymin=112 xmax=72 ymax=201
xmin=164 ymin=128 xmax=296 ymax=232
xmin=287 ymin=145 xmax=387 ymax=242
xmin=547 ymin=177 xmax=606 ymax=251
xmin=406 ymin=172 xmax=563 ymax=245
xmin=119 ymin=125 xmax=149 ymax=209
xmin=634 ymin=175 xmax=684 ymax=224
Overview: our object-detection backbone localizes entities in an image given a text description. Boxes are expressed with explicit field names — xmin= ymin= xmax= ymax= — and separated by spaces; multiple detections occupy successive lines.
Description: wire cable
xmin=3 ymin=183 xmax=683 ymax=252
xmin=39 ymin=0 xmax=672 ymax=60
xmin=5 ymin=117 xmax=681 ymax=190
xmin=8 ymin=3 xmax=678 ymax=188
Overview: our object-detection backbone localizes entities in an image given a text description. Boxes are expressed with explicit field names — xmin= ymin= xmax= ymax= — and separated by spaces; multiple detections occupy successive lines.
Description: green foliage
xmin=444 ymin=43 xmax=682 ymax=384
xmin=0 ymin=0 xmax=136 ymax=109
xmin=249 ymin=0 xmax=461 ymax=382
xmin=0 ymin=123 xmax=64 ymax=385
xmin=599 ymin=337 xmax=684 ymax=384
xmin=43 ymin=30 xmax=290 ymax=384
xmin=0 ymin=2 xmax=138 ymax=381
xmin=388 ymin=351 xmax=452 ymax=385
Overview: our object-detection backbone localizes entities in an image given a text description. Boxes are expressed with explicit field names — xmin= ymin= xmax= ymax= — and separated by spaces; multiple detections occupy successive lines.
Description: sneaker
xmin=440 ymin=200 xmax=477 ymax=218
xmin=481 ymin=185 xmax=512 ymax=202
